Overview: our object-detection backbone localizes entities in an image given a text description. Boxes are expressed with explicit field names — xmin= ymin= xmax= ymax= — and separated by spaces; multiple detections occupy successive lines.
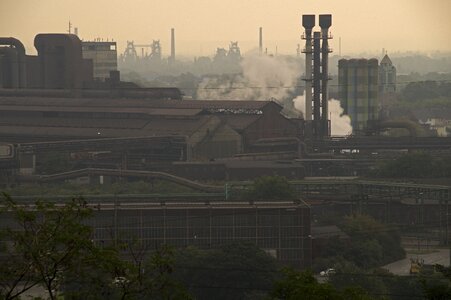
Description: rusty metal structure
xmin=228 ymin=41 xmax=241 ymax=60
xmin=122 ymin=41 xmax=139 ymax=62
xmin=150 ymin=40 xmax=162 ymax=61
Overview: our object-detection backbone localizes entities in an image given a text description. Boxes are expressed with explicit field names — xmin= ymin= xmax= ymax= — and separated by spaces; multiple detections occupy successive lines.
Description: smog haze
xmin=1 ymin=0 xmax=451 ymax=56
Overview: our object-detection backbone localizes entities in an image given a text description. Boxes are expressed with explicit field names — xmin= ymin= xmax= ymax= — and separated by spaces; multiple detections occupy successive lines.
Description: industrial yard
xmin=1 ymin=1 xmax=451 ymax=299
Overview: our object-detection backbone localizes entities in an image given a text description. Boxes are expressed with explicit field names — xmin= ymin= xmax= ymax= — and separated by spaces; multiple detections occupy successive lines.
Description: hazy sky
xmin=1 ymin=0 xmax=451 ymax=57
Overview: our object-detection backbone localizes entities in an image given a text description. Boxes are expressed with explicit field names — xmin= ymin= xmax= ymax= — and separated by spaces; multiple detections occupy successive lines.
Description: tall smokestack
xmin=302 ymin=15 xmax=315 ymax=122
xmin=170 ymin=28 xmax=175 ymax=63
xmin=313 ymin=31 xmax=321 ymax=137
xmin=259 ymin=27 xmax=263 ymax=55
xmin=319 ymin=14 xmax=332 ymax=137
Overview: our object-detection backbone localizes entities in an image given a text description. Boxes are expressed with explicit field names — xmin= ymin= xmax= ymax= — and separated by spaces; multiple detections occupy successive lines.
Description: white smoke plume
xmin=293 ymin=95 xmax=353 ymax=136
xmin=328 ymin=99 xmax=353 ymax=136
xmin=196 ymin=54 xmax=300 ymax=102
xmin=292 ymin=94 xmax=306 ymax=113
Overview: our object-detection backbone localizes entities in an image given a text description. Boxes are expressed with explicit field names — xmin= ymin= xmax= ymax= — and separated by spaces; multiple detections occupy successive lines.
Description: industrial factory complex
xmin=0 ymin=14 xmax=450 ymax=271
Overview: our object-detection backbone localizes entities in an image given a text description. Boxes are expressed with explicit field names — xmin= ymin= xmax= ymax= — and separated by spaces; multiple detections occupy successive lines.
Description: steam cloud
xmin=293 ymin=95 xmax=353 ymax=136
xmin=196 ymin=53 xmax=352 ymax=136
xmin=196 ymin=54 xmax=299 ymax=102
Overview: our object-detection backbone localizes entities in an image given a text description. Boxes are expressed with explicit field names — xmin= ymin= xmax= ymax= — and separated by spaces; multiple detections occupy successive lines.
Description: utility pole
xmin=447 ymin=200 xmax=450 ymax=266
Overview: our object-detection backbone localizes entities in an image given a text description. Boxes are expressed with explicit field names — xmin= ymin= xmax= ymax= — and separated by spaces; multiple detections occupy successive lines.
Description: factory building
xmin=0 ymin=34 xmax=142 ymax=90
xmin=338 ymin=58 xmax=379 ymax=132
xmin=82 ymin=40 xmax=117 ymax=81
xmin=0 ymin=96 xmax=242 ymax=161
xmin=90 ymin=200 xmax=312 ymax=268
xmin=379 ymin=54 xmax=396 ymax=94
xmin=0 ymin=96 xmax=300 ymax=153
xmin=378 ymin=54 xmax=397 ymax=118
xmin=0 ymin=34 xmax=94 ymax=89
xmin=137 ymin=99 xmax=301 ymax=151
xmin=0 ymin=32 xmax=304 ymax=178
xmin=0 ymin=199 xmax=312 ymax=267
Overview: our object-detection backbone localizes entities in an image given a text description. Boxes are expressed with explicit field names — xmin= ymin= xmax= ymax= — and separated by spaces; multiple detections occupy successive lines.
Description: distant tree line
xmin=400 ymin=81 xmax=451 ymax=102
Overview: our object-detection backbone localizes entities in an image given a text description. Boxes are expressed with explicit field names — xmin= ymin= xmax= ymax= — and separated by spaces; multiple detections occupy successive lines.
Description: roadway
xmin=382 ymin=248 xmax=450 ymax=275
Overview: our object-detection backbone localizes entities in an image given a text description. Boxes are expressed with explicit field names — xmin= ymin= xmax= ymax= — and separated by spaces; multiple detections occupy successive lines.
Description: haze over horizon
xmin=1 ymin=0 xmax=451 ymax=57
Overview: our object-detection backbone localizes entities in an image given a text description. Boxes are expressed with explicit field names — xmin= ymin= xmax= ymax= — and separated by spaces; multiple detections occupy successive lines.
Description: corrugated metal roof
xmin=0 ymin=96 xmax=279 ymax=111
xmin=0 ymin=115 xmax=218 ymax=139
xmin=0 ymin=104 xmax=203 ymax=116
xmin=150 ymin=99 xmax=280 ymax=110
xmin=218 ymin=114 xmax=261 ymax=130
xmin=0 ymin=117 xmax=149 ymax=129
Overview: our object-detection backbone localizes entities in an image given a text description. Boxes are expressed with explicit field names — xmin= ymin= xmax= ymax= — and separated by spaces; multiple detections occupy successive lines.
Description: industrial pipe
xmin=0 ymin=37 xmax=27 ymax=88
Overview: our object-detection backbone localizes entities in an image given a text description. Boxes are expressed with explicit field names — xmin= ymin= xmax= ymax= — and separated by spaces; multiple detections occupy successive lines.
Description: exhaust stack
xmin=301 ymin=14 xmax=332 ymax=139
xmin=301 ymin=15 xmax=315 ymax=122
xmin=170 ymin=28 xmax=175 ymax=64
xmin=259 ymin=27 xmax=263 ymax=55
xmin=319 ymin=14 xmax=332 ymax=137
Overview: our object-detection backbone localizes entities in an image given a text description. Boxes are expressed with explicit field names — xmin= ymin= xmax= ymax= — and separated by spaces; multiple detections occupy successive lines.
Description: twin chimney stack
xmin=302 ymin=14 xmax=332 ymax=139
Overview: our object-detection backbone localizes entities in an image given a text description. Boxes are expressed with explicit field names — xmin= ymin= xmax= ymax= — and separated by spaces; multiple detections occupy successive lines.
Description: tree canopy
xmin=172 ymin=242 xmax=280 ymax=300
xmin=372 ymin=152 xmax=451 ymax=178
xmin=0 ymin=193 xmax=190 ymax=300
xmin=271 ymin=268 xmax=374 ymax=300
xmin=246 ymin=176 xmax=296 ymax=200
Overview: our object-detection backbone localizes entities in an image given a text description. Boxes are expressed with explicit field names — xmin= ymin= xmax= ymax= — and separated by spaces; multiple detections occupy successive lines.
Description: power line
xmin=171 ymin=79 xmax=451 ymax=91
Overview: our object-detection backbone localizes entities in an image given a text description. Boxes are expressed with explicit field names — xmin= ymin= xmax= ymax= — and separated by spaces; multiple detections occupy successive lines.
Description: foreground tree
xmin=420 ymin=265 xmax=451 ymax=300
xmin=0 ymin=193 xmax=190 ymax=300
xmin=173 ymin=242 xmax=280 ymax=300
xmin=0 ymin=194 xmax=94 ymax=300
xmin=270 ymin=269 xmax=374 ymax=300
xmin=315 ymin=214 xmax=405 ymax=270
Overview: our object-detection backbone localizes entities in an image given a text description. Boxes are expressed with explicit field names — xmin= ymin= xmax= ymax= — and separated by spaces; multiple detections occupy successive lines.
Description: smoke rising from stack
xmin=196 ymin=53 xmax=352 ymax=136
xmin=293 ymin=95 xmax=352 ymax=136
xmin=196 ymin=53 xmax=300 ymax=102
